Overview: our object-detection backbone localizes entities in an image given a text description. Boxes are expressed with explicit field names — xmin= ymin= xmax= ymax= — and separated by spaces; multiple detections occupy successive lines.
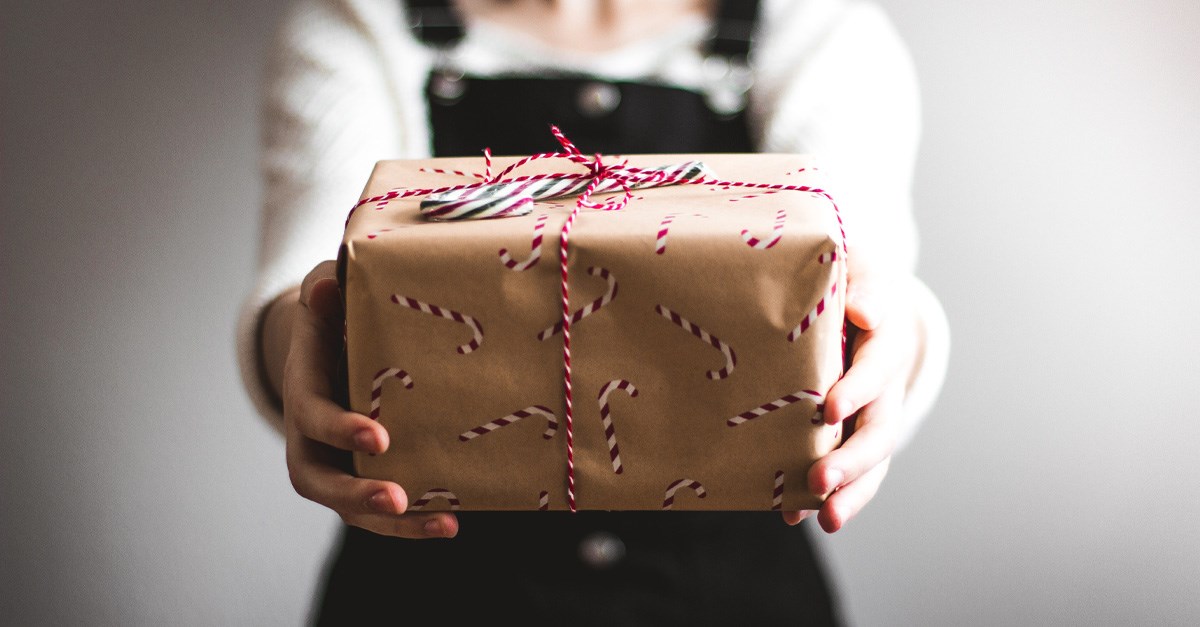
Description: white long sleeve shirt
xmin=237 ymin=0 xmax=950 ymax=446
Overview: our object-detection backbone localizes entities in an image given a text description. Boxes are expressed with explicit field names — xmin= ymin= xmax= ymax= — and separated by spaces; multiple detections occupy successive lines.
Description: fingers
xmin=786 ymin=384 xmax=897 ymax=531
xmin=286 ymin=285 xmax=345 ymax=398
xmin=800 ymin=381 xmax=902 ymax=533
xmin=823 ymin=309 xmax=917 ymax=425
xmin=844 ymin=248 xmax=901 ymax=331
xmin=811 ymin=382 xmax=903 ymax=496
xmin=351 ymin=512 xmax=460 ymax=539
xmin=299 ymin=260 xmax=339 ymax=311
xmin=290 ymin=392 xmax=388 ymax=454
xmin=816 ymin=457 xmax=889 ymax=534
xmin=285 ymin=435 xmax=458 ymax=539
xmin=282 ymin=260 xmax=458 ymax=540
xmin=782 ymin=510 xmax=813 ymax=526
xmin=284 ymin=293 xmax=387 ymax=452
xmin=286 ymin=432 xmax=402 ymax=513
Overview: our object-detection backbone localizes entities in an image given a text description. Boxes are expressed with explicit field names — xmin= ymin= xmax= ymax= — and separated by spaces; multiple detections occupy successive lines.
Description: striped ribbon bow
xmin=348 ymin=126 xmax=846 ymax=512
xmin=420 ymin=155 xmax=714 ymax=220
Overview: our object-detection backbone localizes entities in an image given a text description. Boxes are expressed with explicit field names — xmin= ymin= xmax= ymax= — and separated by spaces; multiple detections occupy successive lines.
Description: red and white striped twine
xmin=369 ymin=368 xmax=412 ymax=420
xmin=390 ymin=294 xmax=483 ymax=354
xmin=458 ymin=405 xmax=557 ymax=441
xmin=772 ymin=470 xmax=785 ymax=511
xmin=653 ymin=304 xmax=736 ymax=380
xmin=728 ymin=389 xmax=824 ymax=427
xmin=662 ymin=479 xmax=707 ymax=510
xmin=498 ymin=213 xmax=549 ymax=271
xmin=409 ymin=488 xmax=461 ymax=511
xmin=538 ymin=491 xmax=550 ymax=511
xmin=596 ymin=379 xmax=638 ymax=474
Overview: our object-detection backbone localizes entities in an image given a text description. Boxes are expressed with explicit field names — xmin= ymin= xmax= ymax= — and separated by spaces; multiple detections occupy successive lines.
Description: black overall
xmin=316 ymin=2 xmax=842 ymax=624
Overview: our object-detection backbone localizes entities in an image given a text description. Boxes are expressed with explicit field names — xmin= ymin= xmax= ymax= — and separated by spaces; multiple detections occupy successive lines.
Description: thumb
xmin=299 ymin=260 xmax=342 ymax=320
xmin=844 ymin=250 xmax=897 ymax=331
xmin=846 ymin=276 xmax=886 ymax=331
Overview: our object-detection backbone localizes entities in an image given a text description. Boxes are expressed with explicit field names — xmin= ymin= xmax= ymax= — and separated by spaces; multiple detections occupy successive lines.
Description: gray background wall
xmin=2 ymin=1 xmax=1197 ymax=624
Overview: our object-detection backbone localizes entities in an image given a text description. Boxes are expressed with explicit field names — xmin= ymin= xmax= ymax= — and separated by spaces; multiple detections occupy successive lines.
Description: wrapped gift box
xmin=340 ymin=153 xmax=846 ymax=511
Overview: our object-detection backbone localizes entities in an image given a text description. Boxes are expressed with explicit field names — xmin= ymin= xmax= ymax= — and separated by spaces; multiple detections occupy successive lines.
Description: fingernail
xmin=368 ymin=490 xmax=393 ymax=513
xmin=424 ymin=519 xmax=443 ymax=537
xmin=353 ymin=429 xmax=376 ymax=451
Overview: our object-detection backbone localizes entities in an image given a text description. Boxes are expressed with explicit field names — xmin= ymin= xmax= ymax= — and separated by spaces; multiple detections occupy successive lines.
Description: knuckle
xmin=294 ymin=403 xmax=335 ymax=444
xmin=286 ymin=400 xmax=314 ymax=437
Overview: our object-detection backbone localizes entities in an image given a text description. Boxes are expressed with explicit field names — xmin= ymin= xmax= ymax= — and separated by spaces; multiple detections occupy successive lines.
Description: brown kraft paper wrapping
xmin=341 ymin=154 xmax=846 ymax=511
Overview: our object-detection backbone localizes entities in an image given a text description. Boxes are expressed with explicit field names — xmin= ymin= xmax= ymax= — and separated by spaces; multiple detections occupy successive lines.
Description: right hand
xmin=282 ymin=261 xmax=459 ymax=538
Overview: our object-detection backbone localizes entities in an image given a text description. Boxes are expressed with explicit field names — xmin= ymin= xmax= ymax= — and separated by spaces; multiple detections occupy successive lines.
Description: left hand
xmin=783 ymin=249 xmax=923 ymax=533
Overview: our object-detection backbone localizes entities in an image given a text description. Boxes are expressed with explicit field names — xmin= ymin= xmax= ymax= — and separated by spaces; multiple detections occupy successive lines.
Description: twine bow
xmin=418 ymin=131 xmax=715 ymax=220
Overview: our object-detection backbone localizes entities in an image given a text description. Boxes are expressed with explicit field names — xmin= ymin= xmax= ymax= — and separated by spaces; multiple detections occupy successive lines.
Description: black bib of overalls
xmin=316 ymin=2 xmax=841 ymax=624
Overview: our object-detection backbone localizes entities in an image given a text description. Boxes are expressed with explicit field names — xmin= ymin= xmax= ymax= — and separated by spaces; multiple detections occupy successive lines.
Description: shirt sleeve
xmin=751 ymin=0 xmax=950 ymax=444
xmin=235 ymin=0 xmax=410 ymax=425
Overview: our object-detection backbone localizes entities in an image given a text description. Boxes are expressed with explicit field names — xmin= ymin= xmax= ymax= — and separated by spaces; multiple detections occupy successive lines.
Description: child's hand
xmin=783 ymin=250 xmax=922 ymax=533
xmin=282 ymin=261 xmax=459 ymax=538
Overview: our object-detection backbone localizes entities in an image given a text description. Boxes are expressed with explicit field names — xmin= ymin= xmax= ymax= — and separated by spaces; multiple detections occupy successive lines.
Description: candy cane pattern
xmin=419 ymin=165 xmax=484 ymax=179
xmin=458 ymin=405 xmax=558 ymax=441
xmin=538 ymin=491 xmax=549 ymax=511
xmin=597 ymin=379 xmax=638 ymax=474
xmin=655 ymin=214 xmax=676 ymax=255
xmin=390 ymin=295 xmax=483 ymax=354
xmin=654 ymin=213 xmax=706 ymax=255
xmin=727 ymin=389 xmax=824 ymax=427
xmin=729 ymin=190 xmax=780 ymax=202
xmin=369 ymin=368 xmax=413 ymax=420
xmin=653 ymin=304 xmax=736 ymax=380
xmin=409 ymin=488 xmax=461 ymax=511
xmin=498 ymin=213 xmax=549 ymax=271
xmin=786 ymin=282 xmax=839 ymax=342
xmin=818 ymin=249 xmax=839 ymax=264
xmin=662 ymin=479 xmax=707 ymax=510
xmin=537 ymin=266 xmax=617 ymax=341
xmin=772 ymin=470 xmax=785 ymax=511
xmin=740 ymin=208 xmax=787 ymax=249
